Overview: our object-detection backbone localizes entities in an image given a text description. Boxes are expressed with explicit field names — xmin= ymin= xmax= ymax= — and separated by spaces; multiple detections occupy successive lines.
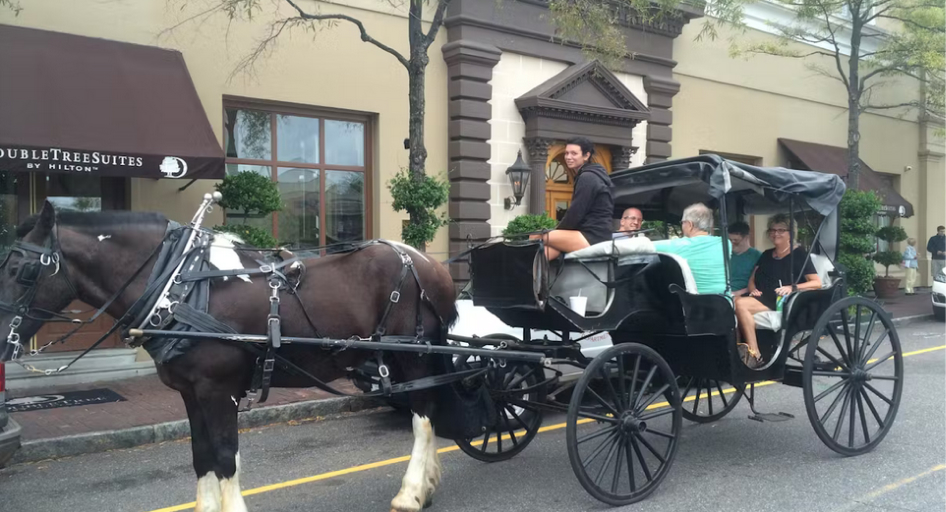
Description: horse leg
xmin=195 ymin=385 xmax=248 ymax=512
xmin=183 ymin=391 xmax=223 ymax=512
xmin=390 ymin=389 xmax=441 ymax=512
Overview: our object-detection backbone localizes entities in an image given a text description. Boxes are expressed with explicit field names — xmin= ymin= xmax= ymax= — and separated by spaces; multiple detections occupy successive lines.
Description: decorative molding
xmin=739 ymin=0 xmax=882 ymax=57
xmin=611 ymin=145 xmax=638 ymax=171
xmin=524 ymin=137 xmax=554 ymax=215
xmin=514 ymin=0 xmax=701 ymax=38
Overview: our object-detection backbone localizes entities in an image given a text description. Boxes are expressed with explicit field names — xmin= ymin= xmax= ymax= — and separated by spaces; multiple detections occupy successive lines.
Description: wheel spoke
xmin=625 ymin=440 xmax=636 ymax=493
xmin=507 ymin=365 xmax=538 ymax=390
xmin=504 ymin=405 xmax=530 ymax=431
xmin=852 ymin=305 xmax=862 ymax=365
xmin=578 ymin=425 xmax=617 ymax=445
xmin=617 ymin=354 xmax=628 ymax=412
xmin=634 ymin=432 xmax=667 ymax=464
xmin=593 ymin=435 xmax=621 ymax=488
xmin=864 ymin=382 xmax=894 ymax=405
xmin=611 ymin=437 xmax=626 ymax=494
xmin=816 ymin=346 xmax=849 ymax=371
xmin=828 ymin=329 xmax=852 ymax=367
xmin=680 ymin=376 xmax=695 ymax=403
xmin=600 ymin=364 xmax=624 ymax=413
xmin=587 ymin=387 xmax=620 ymax=417
xmin=857 ymin=310 xmax=878 ymax=362
xmin=637 ymin=384 xmax=671 ymax=413
xmin=481 ymin=427 xmax=491 ymax=453
xmin=632 ymin=366 xmax=658 ymax=411
xmin=639 ymin=407 xmax=674 ymax=422
xmin=855 ymin=389 xmax=871 ymax=445
xmin=859 ymin=387 xmax=885 ymax=429
xmin=715 ymin=381 xmax=729 ymax=407
xmin=840 ymin=308 xmax=855 ymax=363
xmin=812 ymin=370 xmax=851 ymax=378
xmin=868 ymin=375 xmax=901 ymax=382
xmin=705 ymin=382 xmax=714 ymax=416
xmin=865 ymin=352 xmax=895 ymax=372
xmin=628 ymin=355 xmax=641 ymax=408
xmin=831 ymin=387 xmax=853 ymax=442
xmin=820 ymin=381 xmax=851 ymax=424
xmin=848 ymin=384 xmax=857 ymax=448
xmin=582 ymin=430 xmax=619 ymax=469
xmin=813 ymin=378 xmax=848 ymax=404
xmin=630 ymin=435 xmax=653 ymax=482
xmin=646 ymin=428 xmax=676 ymax=440
xmin=860 ymin=328 xmax=889 ymax=365
xmin=691 ymin=380 xmax=702 ymax=416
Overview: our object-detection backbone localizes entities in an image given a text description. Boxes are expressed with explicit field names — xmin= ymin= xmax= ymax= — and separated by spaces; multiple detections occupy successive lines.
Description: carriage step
xmin=749 ymin=412 xmax=794 ymax=423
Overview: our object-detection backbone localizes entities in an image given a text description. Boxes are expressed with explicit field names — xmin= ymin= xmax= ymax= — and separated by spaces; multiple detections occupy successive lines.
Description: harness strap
xmin=178 ymin=257 xmax=303 ymax=282
xmin=372 ymin=255 xmax=412 ymax=338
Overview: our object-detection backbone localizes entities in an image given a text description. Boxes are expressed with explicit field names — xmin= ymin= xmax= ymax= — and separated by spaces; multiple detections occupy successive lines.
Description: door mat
xmin=6 ymin=389 xmax=127 ymax=413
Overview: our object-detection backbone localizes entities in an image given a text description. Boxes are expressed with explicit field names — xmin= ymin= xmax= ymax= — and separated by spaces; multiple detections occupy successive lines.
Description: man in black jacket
xmin=532 ymin=137 xmax=614 ymax=259
xmin=928 ymin=225 xmax=945 ymax=280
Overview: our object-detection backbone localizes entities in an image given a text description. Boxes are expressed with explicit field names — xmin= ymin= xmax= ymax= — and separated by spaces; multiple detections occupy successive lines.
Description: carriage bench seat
xmin=551 ymin=237 xmax=699 ymax=315
xmin=752 ymin=252 xmax=836 ymax=331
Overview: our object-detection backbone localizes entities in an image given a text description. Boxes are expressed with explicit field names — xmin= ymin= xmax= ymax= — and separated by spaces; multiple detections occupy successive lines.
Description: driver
xmin=531 ymin=137 xmax=613 ymax=260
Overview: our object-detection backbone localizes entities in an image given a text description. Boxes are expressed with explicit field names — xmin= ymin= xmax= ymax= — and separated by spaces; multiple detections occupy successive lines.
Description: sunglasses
xmin=767 ymin=228 xmax=790 ymax=235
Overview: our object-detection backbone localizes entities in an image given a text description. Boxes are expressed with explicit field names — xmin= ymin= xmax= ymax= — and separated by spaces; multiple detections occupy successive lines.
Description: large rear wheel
xmin=566 ymin=343 xmax=681 ymax=506
xmin=676 ymin=376 xmax=745 ymax=424
xmin=803 ymin=297 xmax=903 ymax=456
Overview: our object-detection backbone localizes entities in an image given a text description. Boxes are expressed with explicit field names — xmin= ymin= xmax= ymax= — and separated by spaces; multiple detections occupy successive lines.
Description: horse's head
xmin=0 ymin=201 xmax=78 ymax=362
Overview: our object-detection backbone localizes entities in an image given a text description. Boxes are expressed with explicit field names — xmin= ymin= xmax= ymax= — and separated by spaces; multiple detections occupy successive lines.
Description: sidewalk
xmin=3 ymin=290 xmax=936 ymax=465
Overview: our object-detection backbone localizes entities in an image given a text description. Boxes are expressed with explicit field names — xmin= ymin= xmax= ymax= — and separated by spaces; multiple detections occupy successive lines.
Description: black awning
xmin=778 ymin=138 xmax=914 ymax=217
xmin=0 ymin=24 xmax=224 ymax=180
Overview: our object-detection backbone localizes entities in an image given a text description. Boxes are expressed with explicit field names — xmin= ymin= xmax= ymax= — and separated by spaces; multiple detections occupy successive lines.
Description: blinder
xmin=0 ymin=238 xmax=69 ymax=318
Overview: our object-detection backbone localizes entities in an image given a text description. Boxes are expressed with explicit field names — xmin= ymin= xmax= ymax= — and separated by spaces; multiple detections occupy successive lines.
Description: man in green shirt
xmin=728 ymin=221 xmax=761 ymax=297
xmin=653 ymin=203 xmax=731 ymax=295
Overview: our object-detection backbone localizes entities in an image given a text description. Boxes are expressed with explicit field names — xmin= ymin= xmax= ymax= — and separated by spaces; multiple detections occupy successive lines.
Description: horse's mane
xmin=16 ymin=210 xmax=169 ymax=238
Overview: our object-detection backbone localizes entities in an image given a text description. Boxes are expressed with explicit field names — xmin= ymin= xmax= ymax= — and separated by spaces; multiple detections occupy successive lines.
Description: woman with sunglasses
xmin=734 ymin=213 xmax=821 ymax=368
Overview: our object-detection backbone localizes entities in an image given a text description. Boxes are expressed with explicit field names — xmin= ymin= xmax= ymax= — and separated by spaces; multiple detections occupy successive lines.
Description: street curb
xmin=9 ymin=395 xmax=383 ymax=465
xmin=890 ymin=314 xmax=934 ymax=327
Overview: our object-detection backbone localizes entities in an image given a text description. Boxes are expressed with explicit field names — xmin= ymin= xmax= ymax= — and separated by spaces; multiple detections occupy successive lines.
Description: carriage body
xmin=462 ymin=155 xmax=904 ymax=505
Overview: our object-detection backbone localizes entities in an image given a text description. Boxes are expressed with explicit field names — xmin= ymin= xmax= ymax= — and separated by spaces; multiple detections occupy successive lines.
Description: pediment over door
xmin=515 ymin=60 xmax=650 ymax=147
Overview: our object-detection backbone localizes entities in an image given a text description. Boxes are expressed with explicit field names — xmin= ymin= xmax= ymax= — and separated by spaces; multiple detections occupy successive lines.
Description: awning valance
xmin=0 ymin=24 xmax=224 ymax=180
xmin=778 ymin=138 xmax=914 ymax=217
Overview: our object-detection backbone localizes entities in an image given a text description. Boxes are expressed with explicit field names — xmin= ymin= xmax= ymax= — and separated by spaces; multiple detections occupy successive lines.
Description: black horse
xmin=0 ymin=201 xmax=459 ymax=512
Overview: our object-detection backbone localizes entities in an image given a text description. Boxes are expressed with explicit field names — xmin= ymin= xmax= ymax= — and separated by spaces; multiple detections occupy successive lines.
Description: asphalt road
xmin=1 ymin=320 xmax=943 ymax=512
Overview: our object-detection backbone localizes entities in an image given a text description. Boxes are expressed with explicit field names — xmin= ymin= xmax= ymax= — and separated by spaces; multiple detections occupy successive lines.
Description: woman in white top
xmin=902 ymin=238 xmax=918 ymax=295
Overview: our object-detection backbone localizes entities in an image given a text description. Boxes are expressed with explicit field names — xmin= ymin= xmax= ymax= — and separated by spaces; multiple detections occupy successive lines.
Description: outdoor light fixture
xmin=504 ymin=150 xmax=531 ymax=210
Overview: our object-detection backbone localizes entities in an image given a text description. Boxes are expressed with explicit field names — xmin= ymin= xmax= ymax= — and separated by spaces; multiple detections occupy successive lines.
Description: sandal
xmin=737 ymin=343 xmax=764 ymax=370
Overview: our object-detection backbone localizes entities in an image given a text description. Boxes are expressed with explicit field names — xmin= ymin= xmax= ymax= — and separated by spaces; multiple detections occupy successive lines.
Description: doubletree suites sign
xmin=0 ymin=147 xmax=194 ymax=179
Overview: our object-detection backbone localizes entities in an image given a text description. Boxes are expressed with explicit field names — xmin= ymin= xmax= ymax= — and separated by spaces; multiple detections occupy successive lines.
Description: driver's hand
xmin=750 ymin=289 xmax=762 ymax=297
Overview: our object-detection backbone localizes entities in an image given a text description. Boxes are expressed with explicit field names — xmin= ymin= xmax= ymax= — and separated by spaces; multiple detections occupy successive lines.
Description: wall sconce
xmin=504 ymin=150 xmax=531 ymax=210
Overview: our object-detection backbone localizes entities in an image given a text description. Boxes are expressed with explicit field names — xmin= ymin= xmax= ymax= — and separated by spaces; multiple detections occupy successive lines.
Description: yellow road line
xmin=834 ymin=463 xmax=946 ymax=511
xmin=146 ymin=344 xmax=945 ymax=512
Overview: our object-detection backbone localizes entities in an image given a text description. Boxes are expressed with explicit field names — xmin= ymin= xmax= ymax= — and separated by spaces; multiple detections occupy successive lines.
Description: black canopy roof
xmin=610 ymin=154 xmax=847 ymax=219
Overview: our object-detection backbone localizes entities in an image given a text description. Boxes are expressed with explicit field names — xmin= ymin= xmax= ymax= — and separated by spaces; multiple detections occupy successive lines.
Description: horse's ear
xmin=38 ymin=200 xmax=56 ymax=232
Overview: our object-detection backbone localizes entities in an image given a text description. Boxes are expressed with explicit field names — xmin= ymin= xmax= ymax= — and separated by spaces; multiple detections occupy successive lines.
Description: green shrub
xmin=502 ymin=214 xmax=558 ymax=238
xmin=872 ymin=225 xmax=908 ymax=277
xmin=838 ymin=190 xmax=882 ymax=295
xmin=215 ymin=171 xmax=282 ymax=218
xmin=213 ymin=224 xmax=278 ymax=249
xmin=388 ymin=169 xmax=450 ymax=248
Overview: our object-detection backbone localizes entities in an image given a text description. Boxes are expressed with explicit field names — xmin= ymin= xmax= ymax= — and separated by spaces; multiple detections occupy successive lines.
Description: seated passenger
xmin=613 ymin=207 xmax=643 ymax=239
xmin=531 ymin=137 xmax=614 ymax=260
xmin=653 ymin=203 xmax=730 ymax=295
xmin=728 ymin=221 xmax=761 ymax=297
xmin=734 ymin=214 xmax=822 ymax=369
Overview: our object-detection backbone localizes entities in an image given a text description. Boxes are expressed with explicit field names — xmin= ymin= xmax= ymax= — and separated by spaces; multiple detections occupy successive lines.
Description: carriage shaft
xmin=128 ymin=329 xmax=550 ymax=364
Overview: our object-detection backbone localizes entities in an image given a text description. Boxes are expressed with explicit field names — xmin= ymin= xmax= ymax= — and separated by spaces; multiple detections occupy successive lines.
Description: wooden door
xmin=544 ymin=143 xmax=613 ymax=221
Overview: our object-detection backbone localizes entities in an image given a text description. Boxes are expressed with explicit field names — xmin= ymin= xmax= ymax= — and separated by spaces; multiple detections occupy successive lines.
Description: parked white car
xmin=450 ymin=297 xmax=613 ymax=382
xmin=932 ymin=267 xmax=945 ymax=321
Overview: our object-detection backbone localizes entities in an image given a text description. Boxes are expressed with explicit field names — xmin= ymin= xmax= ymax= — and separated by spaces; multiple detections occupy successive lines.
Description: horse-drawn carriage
xmin=0 ymin=154 xmax=902 ymax=510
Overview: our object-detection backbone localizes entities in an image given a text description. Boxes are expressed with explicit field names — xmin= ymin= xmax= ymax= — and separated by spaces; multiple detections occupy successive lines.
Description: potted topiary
xmin=502 ymin=213 xmax=557 ymax=239
xmin=872 ymin=225 xmax=908 ymax=298
xmin=837 ymin=190 xmax=882 ymax=296
xmin=213 ymin=171 xmax=282 ymax=248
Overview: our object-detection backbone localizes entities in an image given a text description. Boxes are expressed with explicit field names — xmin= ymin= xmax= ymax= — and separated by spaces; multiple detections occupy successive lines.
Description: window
xmin=875 ymin=214 xmax=891 ymax=252
xmin=223 ymin=102 xmax=370 ymax=247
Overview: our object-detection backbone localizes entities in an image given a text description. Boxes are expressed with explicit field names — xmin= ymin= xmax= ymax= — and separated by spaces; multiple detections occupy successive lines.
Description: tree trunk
xmin=847 ymin=9 xmax=863 ymax=192
xmin=406 ymin=0 xmax=429 ymax=250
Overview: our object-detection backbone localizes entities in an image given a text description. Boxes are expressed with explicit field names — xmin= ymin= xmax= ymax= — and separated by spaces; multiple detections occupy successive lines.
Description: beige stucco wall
xmin=672 ymin=20 xmax=944 ymax=286
xmin=487 ymin=52 xmax=649 ymax=236
xmin=0 ymin=0 xmax=450 ymax=255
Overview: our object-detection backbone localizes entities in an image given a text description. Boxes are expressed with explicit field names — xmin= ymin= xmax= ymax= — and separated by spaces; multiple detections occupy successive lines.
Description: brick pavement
xmin=5 ymin=288 xmax=935 ymax=444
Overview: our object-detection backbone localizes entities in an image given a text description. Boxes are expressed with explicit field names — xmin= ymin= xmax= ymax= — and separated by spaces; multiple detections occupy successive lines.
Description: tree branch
xmin=873 ymin=13 xmax=946 ymax=33
xmin=424 ymin=0 xmax=452 ymax=48
xmin=283 ymin=0 xmax=409 ymax=68
xmin=817 ymin=1 xmax=850 ymax=89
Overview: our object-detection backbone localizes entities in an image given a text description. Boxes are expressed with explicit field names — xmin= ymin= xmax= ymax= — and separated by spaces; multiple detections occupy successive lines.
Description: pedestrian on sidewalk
xmin=928 ymin=226 xmax=945 ymax=280
xmin=902 ymin=237 xmax=918 ymax=295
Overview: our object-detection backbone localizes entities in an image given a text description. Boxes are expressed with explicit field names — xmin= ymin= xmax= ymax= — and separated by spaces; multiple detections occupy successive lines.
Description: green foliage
xmin=213 ymin=223 xmax=278 ymax=249
xmin=502 ymin=214 xmax=558 ymax=239
xmin=873 ymin=225 xmax=909 ymax=277
xmin=839 ymin=190 xmax=882 ymax=294
xmin=641 ymin=220 xmax=682 ymax=239
xmin=215 ymin=171 xmax=282 ymax=221
xmin=388 ymin=169 xmax=450 ymax=248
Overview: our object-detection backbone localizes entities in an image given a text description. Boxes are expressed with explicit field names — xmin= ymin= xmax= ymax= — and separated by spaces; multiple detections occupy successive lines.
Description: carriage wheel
xmin=455 ymin=336 xmax=546 ymax=462
xmin=803 ymin=297 xmax=903 ymax=456
xmin=676 ymin=377 xmax=745 ymax=424
xmin=566 ymin=343 xmax=681 ymax=506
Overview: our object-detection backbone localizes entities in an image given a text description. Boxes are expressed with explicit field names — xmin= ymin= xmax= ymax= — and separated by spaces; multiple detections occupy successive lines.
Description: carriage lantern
xmin=504 ymin=150 xmax=531 ymax=210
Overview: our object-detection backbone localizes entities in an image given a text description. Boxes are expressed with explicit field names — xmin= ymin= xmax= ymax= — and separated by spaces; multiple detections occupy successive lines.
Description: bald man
xmin=613 ymin=207 xmax=643 ymax=238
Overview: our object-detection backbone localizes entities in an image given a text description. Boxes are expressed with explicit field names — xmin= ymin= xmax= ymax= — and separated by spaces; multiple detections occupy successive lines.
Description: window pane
xmin=325 ymin=120 xmax=365 ymax=166
xmin=277 ymin=115 xmax=320 ymax=164
xmin=278 ymin=167 xmax=320 ymax=247
xmin=0 ymin=172 xmax=18 ymax=258
xmin=224 ymin=164 xmax=274 ymax=237
xmin=224 ymin=108 xmax=272 ymax=160
xmin=326 ymin=171 xmax=365 ymax=244
xmin=45 ymin=174 xmax=102 ymax=212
